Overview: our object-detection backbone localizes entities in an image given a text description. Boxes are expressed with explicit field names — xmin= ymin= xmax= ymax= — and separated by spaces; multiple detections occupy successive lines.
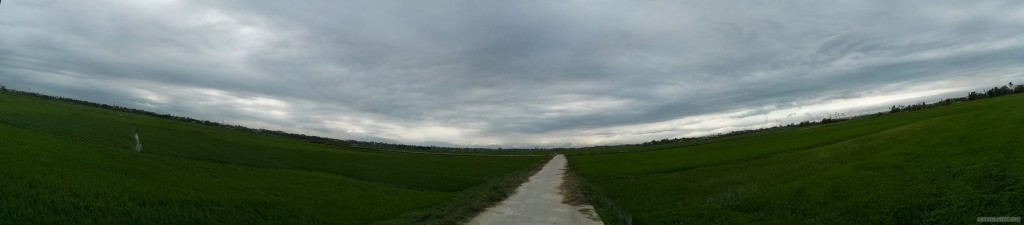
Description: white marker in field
xmin=134 ymin=132 xmax=142 ymax=152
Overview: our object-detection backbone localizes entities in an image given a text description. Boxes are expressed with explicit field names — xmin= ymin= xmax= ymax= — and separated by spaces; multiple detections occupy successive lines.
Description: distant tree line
xmin=633 ymin=82 xmax=1024 ymax=147
xmin=2 ymin=82 xmax=1021 ymax=151
xmin=890 ymin=82 xmax=1023 ymax=113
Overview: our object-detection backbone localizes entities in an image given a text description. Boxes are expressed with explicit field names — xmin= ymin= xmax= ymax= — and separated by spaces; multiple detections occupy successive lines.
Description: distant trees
xmin=659 ymin=82 xmax=1024 ymax=147
xmin=638 ymin=128 xmax=772 ymax=146
xmin=890 ymin=102 xmax=932 ymax=113
xmin=986 ymin=85 xmax=1014 ymax=98
xmin=891 ymin=83 xmax=1024 ymax=113
xmin=968 ymin=91 xmax=984 ymax=100
xmin=819 ymin=112 xmax=848 ymax=124
xmin=615 ymin=82 xmax=1024 ymax=149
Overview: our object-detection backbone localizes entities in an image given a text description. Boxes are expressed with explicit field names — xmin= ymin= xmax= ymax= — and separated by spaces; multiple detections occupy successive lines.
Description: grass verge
xmin=375 ymin=155 xmax=551 ymax=225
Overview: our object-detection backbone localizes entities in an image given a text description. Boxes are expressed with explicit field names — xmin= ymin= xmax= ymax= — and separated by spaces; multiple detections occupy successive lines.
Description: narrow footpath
xmin=466 ymin=154 xmax=605 ymax=225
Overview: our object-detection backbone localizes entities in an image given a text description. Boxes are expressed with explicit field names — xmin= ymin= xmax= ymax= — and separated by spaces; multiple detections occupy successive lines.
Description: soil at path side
xmin=466 ymin=154 xmax=604 ymax=225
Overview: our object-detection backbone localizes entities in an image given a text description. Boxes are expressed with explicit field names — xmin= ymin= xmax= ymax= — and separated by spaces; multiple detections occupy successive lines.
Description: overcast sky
xmin=2 ymin=0 xmax=1023 ymax=147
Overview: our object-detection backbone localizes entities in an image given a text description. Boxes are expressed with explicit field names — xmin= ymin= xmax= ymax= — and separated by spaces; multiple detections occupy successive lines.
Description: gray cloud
xmin=2 ymin=0 xmax=1024 ymax=146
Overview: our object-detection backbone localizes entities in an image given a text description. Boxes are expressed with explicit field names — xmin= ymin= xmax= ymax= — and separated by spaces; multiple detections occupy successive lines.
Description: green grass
xmin=0 ymin=92 xmax=547 ymax=224
xmin=571 ymin=94 xmax=1024 ymax=224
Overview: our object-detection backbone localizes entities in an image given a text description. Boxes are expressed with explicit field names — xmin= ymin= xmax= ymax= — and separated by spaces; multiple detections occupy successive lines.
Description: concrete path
xmin=466 ymin=154 xmax=604 ymax=225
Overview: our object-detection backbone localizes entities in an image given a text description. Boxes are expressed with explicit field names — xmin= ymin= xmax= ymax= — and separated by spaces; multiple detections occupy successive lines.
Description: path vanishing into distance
xmin=467 ymin=154 xmax=604 ymax=225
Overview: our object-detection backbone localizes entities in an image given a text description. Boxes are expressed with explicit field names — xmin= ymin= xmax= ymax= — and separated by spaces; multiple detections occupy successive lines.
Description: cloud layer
xmin=2 ymin=0 xmax=1023 ymax=147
